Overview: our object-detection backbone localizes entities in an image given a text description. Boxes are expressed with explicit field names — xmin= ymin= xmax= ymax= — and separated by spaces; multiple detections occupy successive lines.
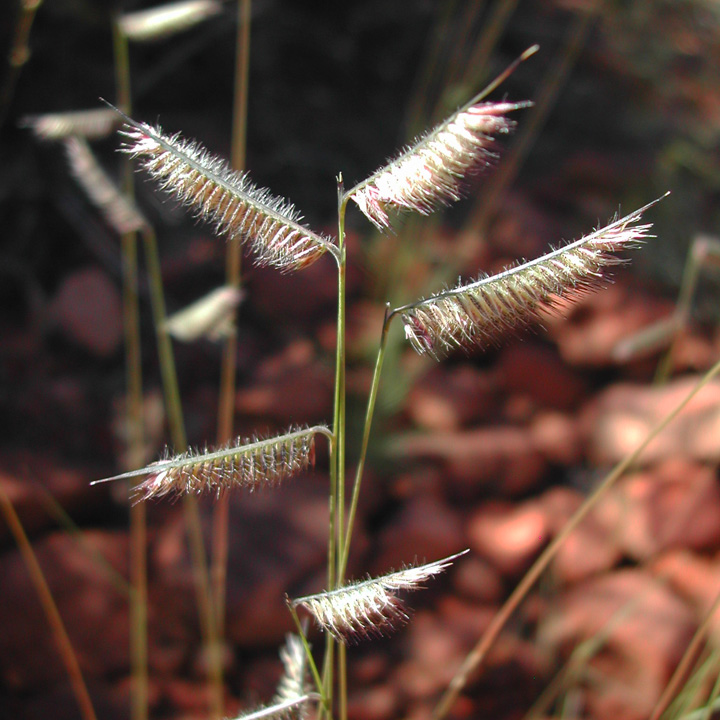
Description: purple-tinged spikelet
xmin=397 ymin=196 xmax=668 ymax=359
xmin=291 ymin=551 xmax=468 ymax=643
xmin=347 ymin=100 xmax=530 ymax=231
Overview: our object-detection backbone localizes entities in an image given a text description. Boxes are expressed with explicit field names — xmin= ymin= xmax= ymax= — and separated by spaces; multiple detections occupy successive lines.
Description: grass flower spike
xmin=164 ymin=285 xmax=244 ymax=342
xmin=291 ymin=550 xmax=468 ymax=642
xmin=92 ymin=425 xmax=332 ymax=501
xmin=272 ymin=634 xmax=312 ymax=719
xmin=21 ymin=107 xmax=120 ymax=141
xmin=347 ymin=98 xmax=530 ymax=230
xmin=116 ymin=112 xmax=339 ymax=271
xmin=398 ymin=196 xmax=668 ymax=358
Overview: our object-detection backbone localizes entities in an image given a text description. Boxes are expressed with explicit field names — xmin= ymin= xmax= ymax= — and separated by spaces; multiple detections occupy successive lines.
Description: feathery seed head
xmin=272 ymin=634 xmax=311 ymax=719
xmin=92 ymin=425 xmax=332 ymax=502
xmin=118 ymin=0 xmax=223 ymax=43
xmin=116 ymin=115 xmax=338 ymax=271
xmin=65 ymin=137 xmax=150 ymax=235
xmin=21 ymin=107 xmax=120 ymax=141
xmin=164 ymin=285 xmax=244 ymax=342
xmin=291 ymin=550 xmax=468 ymax=643
xmin=348 ymin=100 xmax=529 ymax=231
xmin=398 ymin=196 xmax=667 ymax=358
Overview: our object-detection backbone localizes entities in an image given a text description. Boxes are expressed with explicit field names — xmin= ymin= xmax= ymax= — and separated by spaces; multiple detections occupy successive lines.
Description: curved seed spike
xmin=91 ymin=425 xmax=333 ymax=501
xmin=347 ymin=100 xmax=530 ymax=231
xmin=112 ymin=106 xmax=339 ymax=271
xmin=292 ymin=550 xmax=468 ymax=643
xmin=396 ymin=195 xmax=669 ymax=359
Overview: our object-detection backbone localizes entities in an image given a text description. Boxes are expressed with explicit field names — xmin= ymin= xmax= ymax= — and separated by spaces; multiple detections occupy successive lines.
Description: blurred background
xmin=2 ymin=1 xmax=720 ymax=719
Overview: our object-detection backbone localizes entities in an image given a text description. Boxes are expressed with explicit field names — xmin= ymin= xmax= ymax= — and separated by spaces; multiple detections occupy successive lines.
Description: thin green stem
xmin=139 ymin=225 xmax=223 ymax=720
xmin=339 ymin=304 xmax=392 ymax=579
xmin=432 ymin=354 xmax=720 ymax=720
xmin=287 ymin=602 xmax=329 ymax=715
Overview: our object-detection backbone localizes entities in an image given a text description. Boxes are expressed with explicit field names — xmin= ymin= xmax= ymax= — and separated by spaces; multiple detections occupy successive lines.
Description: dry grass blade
xmin=21 ymin=107 xmax=119 ymax=140
xmin=115 ymin=110 xmax=339 ymax=271
xmin=92 ymin=425 xmax=332 ymax=501
xmin=398 ymin=195 xmax=668 ymax=358
xmin=291 ymin=550 xmax=468 ymax=643
xmin=346 ymin=98 xmax=530 ymax=231
xmin=65 ymin=137 xmax=149 ymax=235
xmin=118 ymin=0 xmax=223 ymax=43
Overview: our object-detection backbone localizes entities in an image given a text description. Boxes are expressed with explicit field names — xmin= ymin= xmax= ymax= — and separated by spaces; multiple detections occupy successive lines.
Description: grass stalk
xmin=0 ymin=482 xmax=98 ymax=720
xmin=112 ymin=21 xmax=148 ymax=720
xmin=432 ymin=354 xmax=720 ymax=720
xmin=212 ymin=0 xmax=252 ymax=653
xmin=339 ymin=304 xmax=391 ymax=579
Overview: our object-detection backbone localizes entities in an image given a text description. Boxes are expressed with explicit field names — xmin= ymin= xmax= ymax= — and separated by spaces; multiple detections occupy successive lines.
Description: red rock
xmin=583 ymin=376 xmax=720 ymax=466
xmin=49 ymin=266 xmax=122 ymax=357
xmin=452 ymin=555 xmax=504 ymax=605
xmin=546 ymin=282 xmax=675 ymax=368
xmin=613 ymin=460 xmax=720 ymax=559
xmin=406 ymin=364 xmax=497 ymax=432
xmin=497 ymin=341 xmax=588 ymax=411
xmin=395 ymin=426 xmax=547 ymax=499
xmin=541 ymin=569 xmax=696 ymax=720
xmin=152 ymin=476 xmax=329 ymax=648
xmin=0 ymin=453 xmax=103 ymax=541
xmin=529 ymin=411 xmax=583 ymax=465
xmin=539 ymin=486 xmax=622 ymax=584
xmin=468 ymin=500 xmax=549 ymax=575
xmin=235 ymin=339 xmax=333 ymax=425
xmin=0 ymin=530 xmax=129 ymax=691
xmin=370 ymin=495 xmax=465 ymax=576
xmin=348 ymin=684 xmax=399 ymax=720
xmin=652 ymin=551 xmax=720 ymax=641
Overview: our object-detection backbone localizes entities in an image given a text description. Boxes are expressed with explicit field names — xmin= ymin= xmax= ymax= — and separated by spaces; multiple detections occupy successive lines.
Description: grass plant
xmin=16 ymin=4 xmax=720 ymax=720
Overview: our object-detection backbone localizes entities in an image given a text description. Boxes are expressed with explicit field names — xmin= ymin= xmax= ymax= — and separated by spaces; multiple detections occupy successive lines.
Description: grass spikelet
xmin=230 ymin=696 xmax=318 ymax=720
xmin=92 ymin=425 xmax=332 ymax=501
xmin=116 ymin=112 xmax=339 ymax=271
xmin=64 ymin=137 xmax=149 ymax=235
xmin=398 ymin=196 xmax=668 ymax=358
xmin=272 ymin=634 xmax=311 ymax=719
xmin=21 ymin=107 xmax=120 ymax=141
xmin=347 ymin=99 xmax=530 ymax=231
xmin=291 ymin=550 xmax=468 ymax=643
xmin=118 ymin=0 xmax=223 ymax=43
xmin=164 ymin=285 xmax=244 ymax=342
